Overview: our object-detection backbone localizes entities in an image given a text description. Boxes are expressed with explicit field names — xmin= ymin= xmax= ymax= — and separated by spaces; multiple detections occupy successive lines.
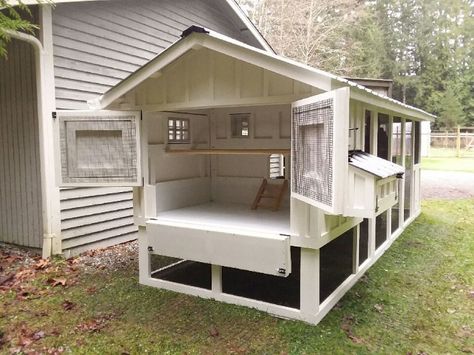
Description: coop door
xmin=54 ymin=110 xmax=142 ymax=187
xmin=291 ymin=88 xmax=349 ymax=214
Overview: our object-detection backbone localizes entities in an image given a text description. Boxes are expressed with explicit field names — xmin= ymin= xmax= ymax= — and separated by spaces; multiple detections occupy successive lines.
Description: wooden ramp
xmin=251 ymin=178 xmax=288 ymax=212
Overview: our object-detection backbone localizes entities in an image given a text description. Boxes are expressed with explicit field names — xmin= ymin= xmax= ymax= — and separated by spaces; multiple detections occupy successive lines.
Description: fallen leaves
xmin=62 ymin=300 xmax=76 ymax=311
xmin=8 ymin=324 xmax=47 ymax=353
xmin=209 ymin=326 xmax=219 ymax=337
xmin=341 ymin=315 xmax=365 ymax=344
xmin=47 ymin=278 xmax=67 ymax=288
xmin=76 ymin=313 xmax=116 ymax=333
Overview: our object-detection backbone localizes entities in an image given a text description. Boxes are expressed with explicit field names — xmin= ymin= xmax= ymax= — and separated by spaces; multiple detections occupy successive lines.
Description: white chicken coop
xmin=53 ymin=28 xmax=434 ymax=324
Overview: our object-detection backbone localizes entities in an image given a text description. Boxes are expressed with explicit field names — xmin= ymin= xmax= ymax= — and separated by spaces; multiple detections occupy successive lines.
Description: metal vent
xmin=292 ymin=98 xmax=334 ymax=207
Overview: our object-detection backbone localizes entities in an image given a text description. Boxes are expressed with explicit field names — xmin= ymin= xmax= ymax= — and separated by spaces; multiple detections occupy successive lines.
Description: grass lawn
xmin=422 ymin=157 xmax=474 ymax=173
xmin=1 ymin=199 xmax=474 ymax=354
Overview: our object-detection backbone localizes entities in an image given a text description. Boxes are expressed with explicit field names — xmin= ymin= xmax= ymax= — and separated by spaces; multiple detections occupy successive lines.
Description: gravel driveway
xmin=421 ymin=170 xmax=474 ymax=199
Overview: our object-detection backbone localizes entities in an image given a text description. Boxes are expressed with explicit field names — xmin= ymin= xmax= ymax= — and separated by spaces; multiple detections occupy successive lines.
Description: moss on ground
xmin=1 ymin=199 xmax=473 ymax=354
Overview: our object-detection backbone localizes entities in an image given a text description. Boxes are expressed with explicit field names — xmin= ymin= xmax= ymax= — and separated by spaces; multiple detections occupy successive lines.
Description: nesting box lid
xmin=348 ymin=151 xmax=404 ymax=179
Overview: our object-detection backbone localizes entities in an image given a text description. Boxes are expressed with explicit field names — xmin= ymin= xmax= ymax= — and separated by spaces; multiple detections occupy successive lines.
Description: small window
xmin=168 ymin=118 xmax=190 ymax=143
xmin=269 ymin=154 xmax=285 ymax=179
xmin=231 ymin=113 xmax=250 ymax=138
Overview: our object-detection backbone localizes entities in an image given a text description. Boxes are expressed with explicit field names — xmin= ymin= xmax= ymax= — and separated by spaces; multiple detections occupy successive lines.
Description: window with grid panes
xmin=168 ymin=118 xmax=190 ymax=143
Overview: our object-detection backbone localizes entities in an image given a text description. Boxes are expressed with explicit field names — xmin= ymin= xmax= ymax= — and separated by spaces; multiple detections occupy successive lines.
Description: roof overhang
xmin=89 ymin=28 xmax=435 ymax=122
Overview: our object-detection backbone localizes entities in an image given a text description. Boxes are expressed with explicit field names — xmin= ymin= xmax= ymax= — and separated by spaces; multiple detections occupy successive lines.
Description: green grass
xmin=1 ymin=200 xmax=474 ymax=354
xmin=422 ymin=156 xmax=474 ymax=173
xmin=429 ymin=147 xmax=474 ymax=158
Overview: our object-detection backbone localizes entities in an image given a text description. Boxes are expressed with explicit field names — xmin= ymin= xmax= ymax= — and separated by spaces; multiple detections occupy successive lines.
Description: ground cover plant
xmin=0 ymin=199 xmax=473 ymax=354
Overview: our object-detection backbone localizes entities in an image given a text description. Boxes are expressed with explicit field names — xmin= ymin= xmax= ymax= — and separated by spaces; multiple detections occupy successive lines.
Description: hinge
xmin=147 ymin=246 xmax=153 ymax=252
xmin=277 ymin=268 xmax=286 ymax=275
xmin=142 ymin=177 xmax=144 ymax=186
xmin=52 ymin=111 xmax=57 ymax=119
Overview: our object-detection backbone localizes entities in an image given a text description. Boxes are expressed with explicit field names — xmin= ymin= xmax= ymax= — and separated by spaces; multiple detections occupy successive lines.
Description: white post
xmin=211 ymin=265 xmax=222 ymax=293
xmin=352 ymin=225 xmax=360 ymax=273
xmin=138 ymin=226 xmax=151 ymax=283
xmin=300 ymin=248 xmax=319 ymax=317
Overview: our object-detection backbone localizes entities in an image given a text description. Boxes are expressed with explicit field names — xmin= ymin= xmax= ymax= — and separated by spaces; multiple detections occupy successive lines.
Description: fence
xmin=430 ymin=126 xmax=474 ymax=157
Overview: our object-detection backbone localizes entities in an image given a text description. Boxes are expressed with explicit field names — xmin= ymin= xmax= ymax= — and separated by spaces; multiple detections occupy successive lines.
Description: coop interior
xmin=145 ymin=104 xmax=292 ymax=236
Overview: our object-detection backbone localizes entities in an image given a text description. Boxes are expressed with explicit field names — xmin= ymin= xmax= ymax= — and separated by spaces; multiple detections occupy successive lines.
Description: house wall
xmin=0 ymin=39 xmax=43 ymax=249
xmin=52 ymin=0 xmax=261 ymax=110
xmin=51 ymin=0 xmax=263 ymax=256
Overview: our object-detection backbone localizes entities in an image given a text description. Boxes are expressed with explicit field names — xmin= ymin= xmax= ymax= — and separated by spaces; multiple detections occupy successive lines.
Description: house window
xmin=231 ymin=113 xmax=250 ymax=137
xmin=168 ymin=118 xmax=190 ymax=143
xmin=269 ymin=154 xmax=285 ymax=179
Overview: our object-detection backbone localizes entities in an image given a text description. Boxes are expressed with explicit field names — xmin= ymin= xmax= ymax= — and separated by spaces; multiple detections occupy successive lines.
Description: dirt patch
xmin=421 ymin=170 xmax=474 ymax=199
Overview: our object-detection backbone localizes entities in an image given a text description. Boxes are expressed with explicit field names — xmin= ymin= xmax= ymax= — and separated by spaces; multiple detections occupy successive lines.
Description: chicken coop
xmin=53 ymin=28 xmax=434 ymax=324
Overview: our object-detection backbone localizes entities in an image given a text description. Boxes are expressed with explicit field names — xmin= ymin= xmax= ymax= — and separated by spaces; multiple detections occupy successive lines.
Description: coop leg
xmin=138 ymin=226 xmax=151 ymax=284
xmin=300 ymin=248 xmax=319 ymax=321
xmin=211 ymin=264 xmax=222 ymax=294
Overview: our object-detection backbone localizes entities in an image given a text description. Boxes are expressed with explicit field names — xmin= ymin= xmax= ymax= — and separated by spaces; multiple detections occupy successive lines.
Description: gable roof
xmin=90 ymin=27 xmax=435 ymax=122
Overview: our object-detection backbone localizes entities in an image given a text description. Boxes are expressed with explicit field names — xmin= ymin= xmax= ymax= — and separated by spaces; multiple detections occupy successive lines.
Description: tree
xmin=436 ymin=83 xmax=465 ymax=128
xmin=239 ymin=0 xmax=367 ymax=75
xmin=0 ymin=0 xmax=38 ymax=58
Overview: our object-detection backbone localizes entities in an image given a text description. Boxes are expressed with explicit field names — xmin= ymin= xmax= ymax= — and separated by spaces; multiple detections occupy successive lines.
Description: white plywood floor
xmin=155 ymin=202 xmax=290 ymax=235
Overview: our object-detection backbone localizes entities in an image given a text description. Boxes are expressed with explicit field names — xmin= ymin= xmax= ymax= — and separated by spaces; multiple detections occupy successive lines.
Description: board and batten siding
xmin=0 ymin=39 xmax=43 ymax=249
xmin=52 ymin=0 xmax=257 ymax=255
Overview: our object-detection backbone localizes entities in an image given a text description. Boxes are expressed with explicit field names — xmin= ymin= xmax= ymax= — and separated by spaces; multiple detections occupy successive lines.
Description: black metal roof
xmin=348 ymin=151 xmax=404 ymax=179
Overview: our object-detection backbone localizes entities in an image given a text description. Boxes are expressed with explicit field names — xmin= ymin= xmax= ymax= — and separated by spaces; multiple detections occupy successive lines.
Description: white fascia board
xmin=345 ymin=83 xmax=436 ymax=122
xmin=223 ymin=0 xmax=275 ymax=53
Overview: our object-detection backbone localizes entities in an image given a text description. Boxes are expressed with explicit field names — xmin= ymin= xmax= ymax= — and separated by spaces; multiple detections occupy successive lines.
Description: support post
xmin=300 ymin=248 xmax=319 ymax=317
xmin=211 ymin=265 xmax=222 ymax=294
xmin=456 ymin=125 xmax=461 ymax=158
xmin=138 ymin=226 xmax=151 ymax=283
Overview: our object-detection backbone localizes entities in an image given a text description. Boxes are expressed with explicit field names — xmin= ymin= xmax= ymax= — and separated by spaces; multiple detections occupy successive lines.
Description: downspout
xmin=6 ymin=6 xmax=61 ymax=258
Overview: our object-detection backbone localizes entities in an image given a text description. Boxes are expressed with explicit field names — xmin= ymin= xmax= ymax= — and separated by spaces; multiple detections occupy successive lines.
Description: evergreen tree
xmin=0 ymin=0 xmax=37 ymax=58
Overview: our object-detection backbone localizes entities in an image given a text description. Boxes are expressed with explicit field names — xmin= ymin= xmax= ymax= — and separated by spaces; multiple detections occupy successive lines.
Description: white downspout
xmin=5 ymin=5 xmax=61 ymax=258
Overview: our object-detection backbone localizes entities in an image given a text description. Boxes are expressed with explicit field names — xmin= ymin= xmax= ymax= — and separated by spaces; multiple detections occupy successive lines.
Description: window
xmin=269 ymin=154 xmax=285 ymax=179
xmin=168 ymin=118 xmax=190 ymax=143
xmin=231 ymin=113 xmax=250 ymax=137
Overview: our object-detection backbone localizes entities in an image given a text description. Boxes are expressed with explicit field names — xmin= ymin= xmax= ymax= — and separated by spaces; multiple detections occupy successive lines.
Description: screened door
xmin=55 ymin=110 xmax=142 ymax=187
xmin=291 ymin=88 xmax=349 ymax=214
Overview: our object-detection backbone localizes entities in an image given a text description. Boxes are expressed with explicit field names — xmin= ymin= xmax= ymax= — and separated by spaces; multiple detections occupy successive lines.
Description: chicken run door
xmin=291 ymin=88 xmax=349 ymax=214
xmin=54 ymin=110 xmax=142 ymax=187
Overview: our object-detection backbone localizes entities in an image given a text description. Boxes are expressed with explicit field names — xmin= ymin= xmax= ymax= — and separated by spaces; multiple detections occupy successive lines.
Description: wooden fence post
xmin=456 ymin=125 xmax=461 ymax=158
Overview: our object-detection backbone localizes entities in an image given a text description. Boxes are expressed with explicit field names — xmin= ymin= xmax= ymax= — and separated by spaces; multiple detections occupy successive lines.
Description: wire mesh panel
xmin=292 ymin=98 xmax=334 ymax=207
xmin=291 ymin=87 xmax=350 ymax=214
xmin=57 ymin=111 xmax=141 ymax=186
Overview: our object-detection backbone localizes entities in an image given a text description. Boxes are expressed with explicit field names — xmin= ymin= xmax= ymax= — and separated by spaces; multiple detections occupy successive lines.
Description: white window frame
xmin=168 ymin=117 xmax=190 ymax=144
